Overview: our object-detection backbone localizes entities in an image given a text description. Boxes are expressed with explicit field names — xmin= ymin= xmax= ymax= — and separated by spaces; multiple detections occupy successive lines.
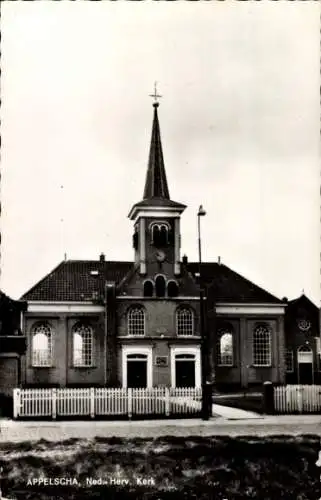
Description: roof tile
xmin=22 ymin=259 xmax=282 ymax=304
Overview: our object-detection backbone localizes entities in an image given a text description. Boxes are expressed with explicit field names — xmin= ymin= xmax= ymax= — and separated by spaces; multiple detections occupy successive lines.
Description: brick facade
xmin=19 ymin=102 xmax=302 ymax=391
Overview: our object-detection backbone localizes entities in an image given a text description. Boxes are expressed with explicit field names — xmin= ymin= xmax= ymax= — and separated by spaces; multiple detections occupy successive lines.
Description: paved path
xmin=212 ymin=403 xmax=262 ymax=419
xmin=163 ymin=398 xmax=262 ymax=419
xmin=0 ymin=415 xmax=320 ymax=442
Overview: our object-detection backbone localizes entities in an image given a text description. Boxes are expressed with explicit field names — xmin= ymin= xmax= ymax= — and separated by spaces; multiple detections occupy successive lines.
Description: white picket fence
xmin=13 ymin=387 xmax=202 ymax=419
xmin=274 ymin=385 xmax=321 ymax=413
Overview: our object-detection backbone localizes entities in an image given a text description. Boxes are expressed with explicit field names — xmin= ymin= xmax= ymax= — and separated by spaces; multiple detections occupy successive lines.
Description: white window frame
xmin=122 ymin=345 xmax=153 ymax=388
xmin=217 ymin=329 xmax=234 ymax=367
xmin=170 ymin=346 xmax=201 ymax=388
xmin=297 ymin=345 xmax=313 ymax=364
xmin=252 ymin=325 xmax=272 ymax=367
xmin=127 ymin=306 xmax=145 ymax=336
xmin=72 ymin=323 xmax=94 ymax=368
xmin=176 ymin=307 xmax=194 ymax=337
xmin=31 ymin=323 xmax=53 ymax=367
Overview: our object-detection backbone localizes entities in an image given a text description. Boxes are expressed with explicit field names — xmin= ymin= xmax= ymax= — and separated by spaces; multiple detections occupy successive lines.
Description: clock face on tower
xmin=155 ymin=250 xmax=166 ymax=262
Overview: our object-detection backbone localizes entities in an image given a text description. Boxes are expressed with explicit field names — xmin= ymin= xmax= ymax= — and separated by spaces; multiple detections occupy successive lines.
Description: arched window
xmin=217 ymin=328 xmax=233 ymax=366
xmin=167 ymin=280 xmax=179 ymax=298
xmin=176 ymin=307 xmax=194 ymax=336
xmin=128 ymin=306 xmax=145 ymax=336
xmin=32 ymin=323 xmax=53 ymax=367
xmin=297 ymin=344 xmax=313 ymax=363
xmin=253 ymin=325 xmax=271 ymax=366
xmin=155 ymin=275 xmax=166 ymax=298
xmin=151 ymin=222 xmax=169 ymax=247
xmin=72 ymin=323 xmax=93 ymax=367
xmin=152 ymin=225 xmax=161 ymax=246
xmin=143 ymin=280 xmax=154 ymax=297
xmin=159 ymin=225 xmax=168 ymax=246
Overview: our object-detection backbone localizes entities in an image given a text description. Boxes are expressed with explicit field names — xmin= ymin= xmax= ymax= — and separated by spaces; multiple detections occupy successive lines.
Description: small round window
xmin=297 ymin=319 xmax=311 ymax=332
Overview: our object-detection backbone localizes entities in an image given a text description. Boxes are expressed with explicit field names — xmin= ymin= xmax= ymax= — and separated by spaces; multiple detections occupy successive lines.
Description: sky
xmin=1 ymin=2 xmax=320 ymax=305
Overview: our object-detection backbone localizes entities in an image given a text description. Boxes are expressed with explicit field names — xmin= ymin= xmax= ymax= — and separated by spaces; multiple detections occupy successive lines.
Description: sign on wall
xmin=155 ymin=356 xmax=168 ymax=367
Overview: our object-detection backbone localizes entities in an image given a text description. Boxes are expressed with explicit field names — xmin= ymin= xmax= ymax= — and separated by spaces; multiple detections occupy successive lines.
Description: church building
xmin=19 ymin=99 xmax=318 ymax=390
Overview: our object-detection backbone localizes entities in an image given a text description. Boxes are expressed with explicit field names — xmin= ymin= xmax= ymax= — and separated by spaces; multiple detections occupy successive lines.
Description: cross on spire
xmin=149 ymin=82 xmax=162 ymax=107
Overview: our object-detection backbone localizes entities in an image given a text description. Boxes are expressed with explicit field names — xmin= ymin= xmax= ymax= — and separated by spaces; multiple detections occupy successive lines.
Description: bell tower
xmin=128 ymin=87 xmax=186 ymax=278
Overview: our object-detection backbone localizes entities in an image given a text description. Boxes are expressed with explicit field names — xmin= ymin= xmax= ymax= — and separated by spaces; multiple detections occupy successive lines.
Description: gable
xmin=285 ymin=294 xmax=319 ymax=329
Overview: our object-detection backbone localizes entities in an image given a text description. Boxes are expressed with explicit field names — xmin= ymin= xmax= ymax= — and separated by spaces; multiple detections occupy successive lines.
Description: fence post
xmin=52 ymin=388 xmax=57 ymax=420
xmin=13 ymin=388 xmax=21 ymax=419
xmin=263 ymin=381 xmax=274 ymax=414
xmin=297 ymin=385 xmax=303 ymax=414
xmin=128 ymin=388 xmax=132 ymax=420
xmin=90 ymin=388 xmax=95 ymax=418
xmin=165 ymin=387 xmax=170 ymax=416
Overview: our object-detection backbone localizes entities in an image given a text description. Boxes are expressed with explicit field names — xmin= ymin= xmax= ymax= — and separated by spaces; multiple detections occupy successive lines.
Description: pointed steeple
xmin=143 ymin=102 xmax=170 ymax=200
xmin=128 ymin=88 xmax=186 ymax=221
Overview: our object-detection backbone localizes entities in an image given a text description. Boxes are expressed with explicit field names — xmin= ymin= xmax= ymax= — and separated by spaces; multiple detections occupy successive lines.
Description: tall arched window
xmin=167 ymin=280 xmax=179 ymax=298
xmin=73 ymin=323 xmax=93 ymax=367
xmin=32 ymin=323 xmax=53 ymax=367
xmin=128 ymin=306 xmax=145 ymax=336
xmin=253 ymin=325 xmax=271 ymax=366
xmin=143 ymin=280 xmax=154 ymax=297
xmin=159 ymin=225 xmax=168 ymax=245
xmin=152 ymin=225 xmax=161 ymax=246
xmin=155 ymin=275 xmax=166 ymax=298
xmin=217 ymin=328 xmax=233 ymax=366
xmin=176 ymin=307 xmax=194 ymax=336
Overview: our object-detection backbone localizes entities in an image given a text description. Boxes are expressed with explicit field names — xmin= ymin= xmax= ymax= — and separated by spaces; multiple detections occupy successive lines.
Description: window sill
xmin=31 ymin=365 xmax=55 ymax=369
xmin=252 ymin=365 xmax=272 ymax=368
xmin=72 ymin=365 xmax=97 ymax=369
xmin=176 ymin=335 xmax=197 ymax=338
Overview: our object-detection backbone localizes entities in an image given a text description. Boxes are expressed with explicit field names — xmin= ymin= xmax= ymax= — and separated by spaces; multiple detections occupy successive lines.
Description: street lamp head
xmin=198 ymin=205 xmax=206 ymax=217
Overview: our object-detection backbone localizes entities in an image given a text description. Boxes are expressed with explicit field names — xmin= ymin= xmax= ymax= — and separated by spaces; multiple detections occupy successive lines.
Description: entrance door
xmin=175 ymin=354 xmax=195 ymax=388
xmin=297 ymin=346 xmax=313 ymax=385
xmin=127 ymin=354 xmax=147 ymax=388
xmin=298 ymin=364 xmax=313 ymax=384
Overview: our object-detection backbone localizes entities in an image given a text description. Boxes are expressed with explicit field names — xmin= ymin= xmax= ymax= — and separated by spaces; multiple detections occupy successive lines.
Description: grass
xmin=0 ymin=435 xmax=320 ymax=499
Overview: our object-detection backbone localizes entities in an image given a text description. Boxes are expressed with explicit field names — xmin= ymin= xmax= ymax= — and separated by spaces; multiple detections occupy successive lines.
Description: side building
xmin=0 ymin=291 xmax=27 ymax=415
xmin=284 ymin=294 xmax=321 ymax=384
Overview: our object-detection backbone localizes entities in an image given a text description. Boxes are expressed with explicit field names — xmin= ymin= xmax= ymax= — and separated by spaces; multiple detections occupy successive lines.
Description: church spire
xmin=143 ymin=86 xmax=170 ymax=200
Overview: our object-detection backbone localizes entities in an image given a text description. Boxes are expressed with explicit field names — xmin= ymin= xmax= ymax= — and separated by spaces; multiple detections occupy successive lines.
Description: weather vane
xmin=149 ymin=81 xmax=162 ymax=105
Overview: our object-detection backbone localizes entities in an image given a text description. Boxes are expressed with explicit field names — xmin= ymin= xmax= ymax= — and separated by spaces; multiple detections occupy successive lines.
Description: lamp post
xmin=198 ymin=205 xmax=210 ymax=420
